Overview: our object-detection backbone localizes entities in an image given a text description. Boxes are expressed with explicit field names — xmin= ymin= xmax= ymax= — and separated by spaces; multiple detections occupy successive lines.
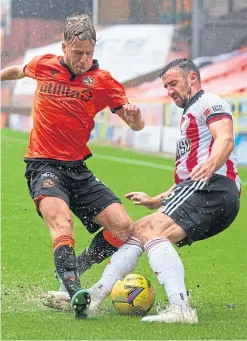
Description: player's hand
xmin=123 ymin=104 xmax=141 ymax=118
xmin=120 ymin=104 xmax=144 ymax=130
xmin=190 ymin=162 xmax=214 ymax=182
xmin=125 ymin=192 xmax=153 ymax=209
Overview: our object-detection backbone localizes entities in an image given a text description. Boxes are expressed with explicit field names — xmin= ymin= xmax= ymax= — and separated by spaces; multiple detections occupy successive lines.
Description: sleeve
xmin=104 ymin=73 xmax=128 ymax=113
xmin=23 ymin=55 xmax=43 ymax=79
xmin=201 ymin=94 xmax=232 ymax=126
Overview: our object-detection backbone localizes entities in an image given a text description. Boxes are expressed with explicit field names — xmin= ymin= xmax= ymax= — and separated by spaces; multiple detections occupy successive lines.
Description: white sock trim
xmin=144 ymin=237 xmax=170 ymax=255
xmin=126 ymin=237 xmax=144 ymax=251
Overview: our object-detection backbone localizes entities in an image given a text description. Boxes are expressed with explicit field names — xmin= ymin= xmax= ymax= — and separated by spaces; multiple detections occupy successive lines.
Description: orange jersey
xmin=24 ymin=54 xmax=128 ymax=161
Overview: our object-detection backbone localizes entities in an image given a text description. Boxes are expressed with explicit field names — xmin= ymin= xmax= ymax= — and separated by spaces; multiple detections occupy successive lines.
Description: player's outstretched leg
xmin=132 ymin=212 xmax=198 ymax=324
xmin=88 ymin=237 xmax=144 ymax=312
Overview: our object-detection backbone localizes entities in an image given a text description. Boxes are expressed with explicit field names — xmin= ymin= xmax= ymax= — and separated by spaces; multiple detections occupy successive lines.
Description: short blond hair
xmin=63 ymin=14 xmax=96 ymax=43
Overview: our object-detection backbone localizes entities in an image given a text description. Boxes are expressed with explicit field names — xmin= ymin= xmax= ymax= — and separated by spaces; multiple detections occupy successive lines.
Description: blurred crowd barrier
xmin=90 ymin=93 xmax=247 ymax=165
xmin=1 ymin=93 xmax=247 ymax=165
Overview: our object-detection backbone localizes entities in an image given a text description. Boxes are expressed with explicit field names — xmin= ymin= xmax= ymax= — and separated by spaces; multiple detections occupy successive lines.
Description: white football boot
xmin=41 ymin=290 xmax=103 ymax=315
xmin=141 ymin=304 xmax=198 ymax=324
xmin=41 ymin=291 xmax=71 ymax=311
xmin=87 ymin=287 xmax=104 ymax=314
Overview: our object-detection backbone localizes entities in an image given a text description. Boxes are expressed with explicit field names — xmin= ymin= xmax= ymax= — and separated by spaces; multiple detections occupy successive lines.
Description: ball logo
xmin=126 ymin=276 xmax=143 ymax=281
xmin=124 ymin=285 xmax=145 ymax=304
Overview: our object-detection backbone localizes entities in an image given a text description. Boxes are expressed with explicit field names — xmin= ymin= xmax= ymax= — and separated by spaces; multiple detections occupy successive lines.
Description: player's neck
xmin=190 ymin=86 xmax=202 ymax=99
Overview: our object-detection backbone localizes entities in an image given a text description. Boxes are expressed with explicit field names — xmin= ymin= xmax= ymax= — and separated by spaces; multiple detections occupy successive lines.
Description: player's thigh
xmin=133 ymin=211 xmax=186 ymax=244
xmin=71 ymin=171 xmax=132 ymax=240
xmin=25 ymin=161 xmax=73 ymax=239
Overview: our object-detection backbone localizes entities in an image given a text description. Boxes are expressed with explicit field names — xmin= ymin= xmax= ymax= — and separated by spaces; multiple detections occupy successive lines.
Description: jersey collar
xmin=183 ymin=90 xmax=204 ymax=115
xmin=60 ymin=58 xmax=99 ymax=81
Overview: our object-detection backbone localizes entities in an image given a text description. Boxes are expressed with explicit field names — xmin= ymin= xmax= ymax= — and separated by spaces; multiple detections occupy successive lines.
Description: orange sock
xmin=103 ymin=230 xmax=124 ymax=248
xmin=52 ymin=234 xmax=75 ymax=251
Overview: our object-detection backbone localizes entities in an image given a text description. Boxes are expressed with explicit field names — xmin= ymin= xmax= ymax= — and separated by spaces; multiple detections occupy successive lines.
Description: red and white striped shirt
xmin=175 ymin=90 xmax=241 ymax=191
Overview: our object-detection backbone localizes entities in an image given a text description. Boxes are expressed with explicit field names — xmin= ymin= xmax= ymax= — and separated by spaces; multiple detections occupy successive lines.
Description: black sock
xmin=77 ymin=230 xmax=118 ymax=276
xmin=54 ymin=245 xmax=81 ymax=298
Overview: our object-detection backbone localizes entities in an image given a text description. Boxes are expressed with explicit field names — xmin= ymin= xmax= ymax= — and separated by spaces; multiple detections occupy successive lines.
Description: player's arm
xmin=190 ymin=96 xmax=234 ymax=181
xmin=115 ymin=104 xmax=145 ymax=131
xmin=1 ymin=55 xmax=43 ymax=82
xmin=126 ymin=184 xmax=176 ymax=210
xmin=190 ymin=118 xmax=234 ymax=181
xmin=208 ymin=118 xmax=234 ymax=168
xmin=0 ymin=65 xmax=26 ymax=81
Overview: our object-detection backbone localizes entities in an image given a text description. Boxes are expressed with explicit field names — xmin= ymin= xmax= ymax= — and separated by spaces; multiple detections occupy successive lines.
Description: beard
xmin=177 ymin=97 xmax=187 ymax=108
xmin=178 ymin=82 xmax=192 ymax=108
xmin=173 ymin=95 xmax=188 ymax=108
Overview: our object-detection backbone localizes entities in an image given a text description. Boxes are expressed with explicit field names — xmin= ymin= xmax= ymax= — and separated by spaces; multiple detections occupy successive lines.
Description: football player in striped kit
xmin=87 ymin=59 xmax=240 ymax=323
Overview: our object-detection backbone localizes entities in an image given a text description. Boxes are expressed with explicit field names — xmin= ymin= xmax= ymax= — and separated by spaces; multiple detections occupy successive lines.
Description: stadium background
xmin=1 ymin=1 xmax=247 ymax=340
xmin=1 ymin=0 xmax=247 ymax=163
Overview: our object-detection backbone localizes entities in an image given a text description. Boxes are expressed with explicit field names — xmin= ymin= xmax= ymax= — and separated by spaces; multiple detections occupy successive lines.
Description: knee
xmin=110 ymin=217 xmax=134 ymax=242
xmin=118 ymin=216 xmax=133 ymax=231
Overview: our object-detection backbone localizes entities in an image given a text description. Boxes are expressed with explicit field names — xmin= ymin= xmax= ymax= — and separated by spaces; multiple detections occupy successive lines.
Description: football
xmin=111 ymin=273 xmax=155 ymax=316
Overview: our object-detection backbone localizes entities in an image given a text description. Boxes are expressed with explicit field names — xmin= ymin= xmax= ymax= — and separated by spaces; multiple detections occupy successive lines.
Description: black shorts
xmin=161 ymin=174 xmax=240 ymax=247
xmin=24 ymin=159 xmax=121 ymax=233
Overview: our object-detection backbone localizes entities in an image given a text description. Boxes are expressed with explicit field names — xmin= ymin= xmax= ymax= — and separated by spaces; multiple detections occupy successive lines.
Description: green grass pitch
xmin=1 ymin=128 xmax=247 ymax=340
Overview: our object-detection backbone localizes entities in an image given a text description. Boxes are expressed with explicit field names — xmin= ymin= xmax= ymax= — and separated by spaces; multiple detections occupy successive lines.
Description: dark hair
xmin=159 ymin=58 xmax=201 ymax=82
xmin=63 ymin=14 xmax=96 ymax=44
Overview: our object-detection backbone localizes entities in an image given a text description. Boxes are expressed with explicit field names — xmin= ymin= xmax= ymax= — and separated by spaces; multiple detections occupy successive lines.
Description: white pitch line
xmin=2 ymin=135 xmax=247 ymax=186
xmin=94 ymin=154 xmax=247 ymax=187
xmin=93 ymin=154 xmax=174 ymax=171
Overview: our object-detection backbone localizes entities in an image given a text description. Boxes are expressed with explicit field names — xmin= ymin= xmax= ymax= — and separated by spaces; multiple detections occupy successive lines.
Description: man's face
xmin=62 ymin=38 xmax=95 ymax=76
xmin=162 ymin=68 xmax=192 ymax=108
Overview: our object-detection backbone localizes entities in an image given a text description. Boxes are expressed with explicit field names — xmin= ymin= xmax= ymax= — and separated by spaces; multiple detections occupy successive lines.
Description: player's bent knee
xmin=118 ymin=216 xmax=134 ymax=233
xmin=96 ymin=204 xmax=134 ymax=242
xmin=107 ymin=218 xmax=133 ymax=242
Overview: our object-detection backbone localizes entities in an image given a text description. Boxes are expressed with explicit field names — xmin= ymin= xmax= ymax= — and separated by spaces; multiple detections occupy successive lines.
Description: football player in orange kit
xmin=0 ymin=14 xmax=144 ymax=319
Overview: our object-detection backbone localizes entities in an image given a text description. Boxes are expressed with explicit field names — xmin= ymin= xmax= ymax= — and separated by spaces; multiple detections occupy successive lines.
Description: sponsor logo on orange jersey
xmin=39 ymin=82 xmax=92 ymax=102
